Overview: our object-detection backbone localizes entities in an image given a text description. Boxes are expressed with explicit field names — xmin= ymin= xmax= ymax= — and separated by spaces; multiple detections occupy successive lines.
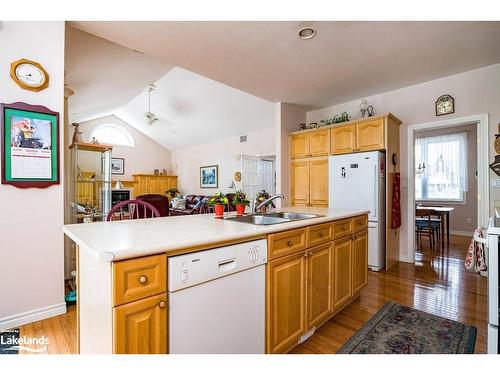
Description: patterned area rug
xmin=337 ymin=302 xmax=477 ymax=354
xmin=0 ymin=329 xmax=20 ymax=355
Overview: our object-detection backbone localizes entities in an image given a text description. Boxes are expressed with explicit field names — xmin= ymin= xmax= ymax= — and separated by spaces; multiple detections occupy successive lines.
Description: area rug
xmin=337 ymin=302 xmax=477 ymax=354
xmin=0 ymin=329 xmax=20 ymax=355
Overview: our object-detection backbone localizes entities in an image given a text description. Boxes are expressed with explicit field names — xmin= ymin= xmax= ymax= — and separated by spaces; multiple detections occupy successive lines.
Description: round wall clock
xmin=10 ymin=58 xmax=49 ymax=92
xmin=435 ymin=94 xmax=454 ymax=116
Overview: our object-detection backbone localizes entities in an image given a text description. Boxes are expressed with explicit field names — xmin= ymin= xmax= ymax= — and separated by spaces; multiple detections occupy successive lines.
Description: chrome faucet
xmin=252 ymin=194 xmax=284 ymax=213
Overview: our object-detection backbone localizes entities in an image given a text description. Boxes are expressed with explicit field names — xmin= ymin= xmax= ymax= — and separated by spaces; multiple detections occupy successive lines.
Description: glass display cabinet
xmin=69 ymin=142 xmax=113 ymax=223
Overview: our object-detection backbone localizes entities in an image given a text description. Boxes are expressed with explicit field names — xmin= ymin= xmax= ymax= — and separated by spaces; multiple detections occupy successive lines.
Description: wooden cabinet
xmin=309 ymin=130 xmax=330 ymax=157
xmin=290 ymin=134 xmax=310 ymax=159
xmin=291 ymin=159 xmax=328 ymax=207
xmin=268 ymin=228 xmax=307 ymax=260
xmin=291 ymin=161 xmax=310 ymax=206
xmin=352 ymin=230 xmax=368 ymax=295
xmin=291 ymin=130 xmax=330 ymax=159
xmin=266 ymin=215 xmax=368 ymax=353
xmin=113 ymin=293 xmax=167 ymax=354
xmin=331 ymin=124 xmax=356 ymax=154
xmin=356 ymin=118 xmax=384 ymax=152
xmin=309 ymin=159 xmax=328 ymax=206
xmin=332 ymin=237 xmax=353 ymax=312
xmin=133 ymin=175 xmax=177 ymax=196
xmin=306 ymin=243 xmax=333 ymax=329
xmin=267 ymin=250 xmax=307 ymax=354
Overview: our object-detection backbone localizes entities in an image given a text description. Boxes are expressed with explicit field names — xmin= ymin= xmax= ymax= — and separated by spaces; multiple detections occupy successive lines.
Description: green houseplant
xmin=207 ymin=192 xmax=228 ymax=218
xmin=233 ymin=190 xmax=250 ymax=216
xmin=166 ymin=187 xmax=179 ymax=200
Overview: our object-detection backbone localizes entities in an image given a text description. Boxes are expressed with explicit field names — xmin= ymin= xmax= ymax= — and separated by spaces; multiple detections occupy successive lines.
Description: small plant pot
xmin=236 ymin=204 xmax=246 ymax=216
xmin=214 ymin=204 xmax=225 ymax=218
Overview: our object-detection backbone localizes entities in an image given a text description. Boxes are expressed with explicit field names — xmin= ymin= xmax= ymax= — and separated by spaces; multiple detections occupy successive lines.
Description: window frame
xmin=89 ymin=123 xmax=135 ymax=148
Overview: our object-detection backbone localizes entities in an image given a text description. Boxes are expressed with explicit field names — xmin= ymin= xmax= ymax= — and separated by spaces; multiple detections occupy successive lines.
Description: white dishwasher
xmin=168 ymin=239 xmax=267 ymax=354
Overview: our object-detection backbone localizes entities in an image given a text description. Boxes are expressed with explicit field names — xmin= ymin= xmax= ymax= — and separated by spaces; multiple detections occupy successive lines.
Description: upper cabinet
xmin=331 ymin=125 xmax=356 ymax=155
xmin=356 ymin=118 xmax=385 ymax=152
xmin=290 ymin=133 xmax=310 ymax=159
xmin=291 ymin=130 xmax=330 ymax=159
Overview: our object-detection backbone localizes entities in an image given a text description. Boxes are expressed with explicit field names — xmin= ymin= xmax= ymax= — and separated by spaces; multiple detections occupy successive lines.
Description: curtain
xmin=415 ymin=132 xmax=468 ymax=201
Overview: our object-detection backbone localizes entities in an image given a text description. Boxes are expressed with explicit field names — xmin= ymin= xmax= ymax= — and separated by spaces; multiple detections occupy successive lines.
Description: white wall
xmin=171 ymin=127 xmax=275 ymax=196
xmin=75 ymin=115 xmax=172 ymax=182
xmin=0 ymin=22 xmax=66 ymax=329
xmin=307 ymin=63 xmax=500 ymax=262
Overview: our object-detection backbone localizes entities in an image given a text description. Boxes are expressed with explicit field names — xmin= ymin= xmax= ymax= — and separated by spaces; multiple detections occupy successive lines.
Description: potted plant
xmin=233 ymin=190 xmax=250 ymax=216
xmin=207 ymin=192 xmax=228 ymax=218
xmin=256 ymin=190 xmax=274 ymax=214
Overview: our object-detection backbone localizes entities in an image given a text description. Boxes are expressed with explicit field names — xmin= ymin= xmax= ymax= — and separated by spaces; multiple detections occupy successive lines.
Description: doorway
xmin=241 ymin=155 xmax=276 ymax=200
xmin=407 ymin=114 xmax=489 ymax=263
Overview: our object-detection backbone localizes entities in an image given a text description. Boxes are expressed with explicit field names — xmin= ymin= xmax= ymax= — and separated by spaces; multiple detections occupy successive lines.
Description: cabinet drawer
xmin=353 ymin=215 xmax=368 ymax=232
xmin=113 ymin=254 xmax=166 ymax=306
xmin=268 ymin=228 xmax=307 ymax=260
xmin=333 ymin=218 xmax=353 ymax=239
xmin=306 ymin=222 xmax=333 ymax=247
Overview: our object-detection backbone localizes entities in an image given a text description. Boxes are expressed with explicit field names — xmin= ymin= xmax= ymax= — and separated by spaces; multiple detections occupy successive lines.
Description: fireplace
xmin=112 ymin=190 xmax=130 ymax=208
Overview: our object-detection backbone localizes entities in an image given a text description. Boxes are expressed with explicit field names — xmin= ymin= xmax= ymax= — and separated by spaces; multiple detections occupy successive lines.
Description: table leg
xmin=446 ymin=212 xmax=450 ymax=248
xmin=440 ymin=212 xmax=445 ymax=253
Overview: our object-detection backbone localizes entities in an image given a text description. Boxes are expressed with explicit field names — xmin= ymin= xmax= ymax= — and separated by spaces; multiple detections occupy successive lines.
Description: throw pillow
xmin=173 ymin=198 xmax=186 ymax=210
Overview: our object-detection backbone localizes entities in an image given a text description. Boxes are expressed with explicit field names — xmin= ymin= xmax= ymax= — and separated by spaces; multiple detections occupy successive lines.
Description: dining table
xmin=416 ymin=205 xmax=455 ymax=252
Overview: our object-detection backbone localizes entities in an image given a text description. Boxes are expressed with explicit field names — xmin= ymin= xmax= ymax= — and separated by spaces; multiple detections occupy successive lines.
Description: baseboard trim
xmin=399 ymin=255 xmax=413 ymax=264
xmin=0 ymin=303 xmax=66 ymax=331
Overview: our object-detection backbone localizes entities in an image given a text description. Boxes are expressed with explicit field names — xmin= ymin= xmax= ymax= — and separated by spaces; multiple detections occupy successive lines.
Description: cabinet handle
xmin=158 ymin=300 xmax=166 ymax=309
xmin=341 ymin=226 xmax=347 ymax=231
xmin=287 ymin=241 xmax=293 ymax=247
xmin=139 ymin=275 xmax=148 ymax=284
xmin=303 ymin=252 xmax=309 ymax=258
xmin=319 ymin=232 xmax=324 ymax=238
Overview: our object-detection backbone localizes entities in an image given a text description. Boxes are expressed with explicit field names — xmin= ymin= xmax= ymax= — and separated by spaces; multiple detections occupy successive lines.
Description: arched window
xmin=90 ymin=124 xmax=135 ymax=147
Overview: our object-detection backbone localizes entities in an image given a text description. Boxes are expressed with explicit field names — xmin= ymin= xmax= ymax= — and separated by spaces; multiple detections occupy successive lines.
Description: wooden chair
xmin=106 ymin=199 xmax=161 ymax=221
xmin=415 ymin=209 xmax=439 ymax=253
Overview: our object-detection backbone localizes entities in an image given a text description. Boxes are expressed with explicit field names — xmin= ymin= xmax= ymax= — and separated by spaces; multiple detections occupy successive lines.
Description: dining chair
xmin=415 ymin=208 xmax=439 ymax=253
xmin=106 ymin=199 xmax=161 ymax=221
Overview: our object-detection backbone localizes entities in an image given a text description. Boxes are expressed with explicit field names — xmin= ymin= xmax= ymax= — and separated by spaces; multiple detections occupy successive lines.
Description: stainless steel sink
xmin=225 ymin=212 xmax=323 ymax=226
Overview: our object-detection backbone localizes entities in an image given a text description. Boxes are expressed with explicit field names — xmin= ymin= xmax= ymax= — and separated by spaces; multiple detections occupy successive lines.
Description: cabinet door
xmin=291 ymin=161 xmax=310 ymax=206
xmin=309 ymin=130 xmax=330 ymax=157
xmin=290 ymin=134 xmax=310 ymax=159
xmin=332 ymin=238 xmax=353 ymax=311
xmin=267 ymin=251 xmax=307 ymax=354
xmin=331 ymin=125 xmax=356 ymax=154
xmin=134 ymin=176 xmax=147 ymax=196
xmin=114 ymin=293 xmax=167 ymax=354
xmin=147 ymin=177 xmax=161 ymax=194
xmin=307 ymin=243 xmax=333 ymax=329
xmin=352 ymin=230 xmax=368 ymax=295
xmin=309 ymin=159 xmax=328 ymax=207
xmin=356 ymin=119 xmax=385 ymax=152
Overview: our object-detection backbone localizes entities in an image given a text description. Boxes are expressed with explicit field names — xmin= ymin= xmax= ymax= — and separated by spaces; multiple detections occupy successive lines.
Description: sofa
xmin=170 ymin=195 xmax=208 ymax=216
xmin=136 ymin=194 xmax=170 ymax=217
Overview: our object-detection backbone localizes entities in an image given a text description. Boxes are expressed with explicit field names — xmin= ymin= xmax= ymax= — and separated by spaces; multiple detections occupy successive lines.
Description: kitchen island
xmin=63 ymin=206 xmax=369 ymax=354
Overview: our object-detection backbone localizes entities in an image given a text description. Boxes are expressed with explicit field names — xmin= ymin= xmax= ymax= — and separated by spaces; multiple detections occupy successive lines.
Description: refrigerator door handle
xmin=372 ymin=164 xmax=377 ymax=218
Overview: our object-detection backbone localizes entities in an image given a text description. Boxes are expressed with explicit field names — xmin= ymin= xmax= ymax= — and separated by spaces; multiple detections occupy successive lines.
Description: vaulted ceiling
xmin=70 ymin=21 xmax=500 ymax=107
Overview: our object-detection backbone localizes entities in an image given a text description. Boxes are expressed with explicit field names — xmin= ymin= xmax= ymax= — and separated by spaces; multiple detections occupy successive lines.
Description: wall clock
xmin=10 ymin=58 xmax=49 ymax=92
xmin=435 ymin=94 xmax=454 ymax=116
xmin=234 ymin=171 xmax=241 ymax=182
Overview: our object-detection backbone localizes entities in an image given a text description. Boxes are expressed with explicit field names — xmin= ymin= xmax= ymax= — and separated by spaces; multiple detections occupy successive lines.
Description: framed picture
xmin=111 ymin=158 xmax=125 ymax=175
xmin=200 ymin=165 xmax=218 ymax=188
xmin=1 ymin=102 xmax=59 ymax=188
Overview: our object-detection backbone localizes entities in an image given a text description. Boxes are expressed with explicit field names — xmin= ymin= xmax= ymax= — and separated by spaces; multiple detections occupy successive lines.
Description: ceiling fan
xmin=144 ymin=84 xmax=159 ymax=125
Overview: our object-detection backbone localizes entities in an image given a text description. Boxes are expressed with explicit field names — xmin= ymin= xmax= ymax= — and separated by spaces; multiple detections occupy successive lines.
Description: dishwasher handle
xmin=219 ymin=258 xmax=237 ymax=272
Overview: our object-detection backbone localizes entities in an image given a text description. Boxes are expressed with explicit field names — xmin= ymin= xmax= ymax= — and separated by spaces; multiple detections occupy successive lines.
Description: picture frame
xmin=200 ymin=165 xmax=218 ymax=188
xmin=111 ymin=157 xmax=125 ymax=175
xmin=1 ymin=102 xmax=60 ymax=188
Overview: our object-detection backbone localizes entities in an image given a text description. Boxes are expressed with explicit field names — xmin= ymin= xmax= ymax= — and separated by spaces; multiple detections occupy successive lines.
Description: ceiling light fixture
xmin=297 ymin=24 xmax=316 ymax=40
xmin=144 ymin=84 xmax=159 ymax=126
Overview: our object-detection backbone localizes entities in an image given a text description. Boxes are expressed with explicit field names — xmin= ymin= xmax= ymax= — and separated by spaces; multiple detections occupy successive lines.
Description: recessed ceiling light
xmin=297 ymin=25 xmax=316 ymax=40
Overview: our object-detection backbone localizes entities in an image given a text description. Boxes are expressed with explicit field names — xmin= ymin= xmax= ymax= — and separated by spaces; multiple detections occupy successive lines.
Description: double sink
xmin=225 ymin=211 xmax=323 ymax=226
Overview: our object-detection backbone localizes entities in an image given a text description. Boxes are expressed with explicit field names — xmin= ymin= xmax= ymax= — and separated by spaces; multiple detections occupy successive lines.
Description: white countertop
xmin=63 ymin=206 xmax=369 ymax=262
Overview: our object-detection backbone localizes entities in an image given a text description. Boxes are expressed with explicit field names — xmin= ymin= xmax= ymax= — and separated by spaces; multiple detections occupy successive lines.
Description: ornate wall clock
xmin=10 ymin=58 xmax=49 ymax=92
xmin=435 ymin=94 xmax=454 ymax=116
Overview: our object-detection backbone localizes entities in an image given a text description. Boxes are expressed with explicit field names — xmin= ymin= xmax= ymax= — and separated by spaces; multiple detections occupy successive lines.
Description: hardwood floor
xmin=291 ymin=235 xmax=488 ymax=353
xmin=17 ymin=235 xmax=487 ymax=354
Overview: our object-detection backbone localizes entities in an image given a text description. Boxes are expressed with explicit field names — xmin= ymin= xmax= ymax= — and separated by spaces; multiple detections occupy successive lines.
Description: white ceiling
xmin=65 ymin=26 xmax=172 ymax=122
xmin=70 ymin=21 xmax=500 ymax=107
xmin=113 ymin=67 xmax=275 ymax=150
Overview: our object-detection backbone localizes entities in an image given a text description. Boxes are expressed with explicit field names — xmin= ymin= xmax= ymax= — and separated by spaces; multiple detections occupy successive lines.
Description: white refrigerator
xmin=329 ymin=151 xmax=386 ymax=271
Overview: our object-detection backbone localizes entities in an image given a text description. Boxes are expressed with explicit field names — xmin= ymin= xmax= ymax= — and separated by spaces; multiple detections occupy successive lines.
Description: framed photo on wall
xmin=1 ymin=102 xmax=60 ymax=188
xmin=200 ymin=165 xmax=218 ymax=188
xmin=111 ymin=157 xmax=125 ymax=175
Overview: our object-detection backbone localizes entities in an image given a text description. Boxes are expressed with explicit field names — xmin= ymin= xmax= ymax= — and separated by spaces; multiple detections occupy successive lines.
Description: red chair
xmin=106 ymin=199 xmax=161 ymax=221
xmin=136 ymin=194 xmax=170 ymax=217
